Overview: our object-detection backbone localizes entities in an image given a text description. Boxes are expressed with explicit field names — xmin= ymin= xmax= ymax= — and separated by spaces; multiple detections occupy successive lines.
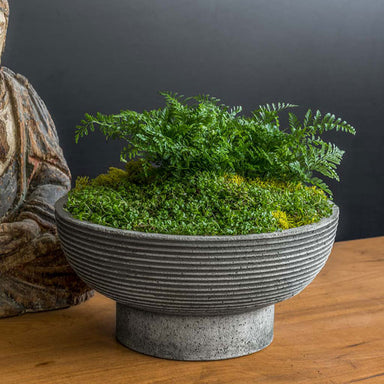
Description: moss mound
xmin=66 ymin=165 xmax=332 ymax=236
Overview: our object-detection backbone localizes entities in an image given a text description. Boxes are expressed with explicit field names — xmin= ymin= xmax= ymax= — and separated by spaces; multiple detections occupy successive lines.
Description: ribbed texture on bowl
xmin=55 ymin=196 xmax=338 ymax=315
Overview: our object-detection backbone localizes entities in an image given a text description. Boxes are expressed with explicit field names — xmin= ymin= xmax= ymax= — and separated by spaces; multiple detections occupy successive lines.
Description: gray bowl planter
xmin=55 ymin=195 xmax=339 ymax=361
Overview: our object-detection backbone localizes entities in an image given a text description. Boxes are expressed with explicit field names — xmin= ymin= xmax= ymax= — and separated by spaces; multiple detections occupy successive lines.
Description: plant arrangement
xmin=68 ymin=92 xmax=355 ymax=236
xmin=56 ymin=92 xmax=355 ymax=360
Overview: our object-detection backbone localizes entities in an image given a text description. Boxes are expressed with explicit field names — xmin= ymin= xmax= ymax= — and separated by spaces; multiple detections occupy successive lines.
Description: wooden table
xmin=1 ymin=237 xmax=383 ymax=384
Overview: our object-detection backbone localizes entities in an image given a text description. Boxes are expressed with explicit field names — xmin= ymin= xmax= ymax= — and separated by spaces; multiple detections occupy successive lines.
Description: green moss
xmin=66 ymin=166 xmax=333 ymax=236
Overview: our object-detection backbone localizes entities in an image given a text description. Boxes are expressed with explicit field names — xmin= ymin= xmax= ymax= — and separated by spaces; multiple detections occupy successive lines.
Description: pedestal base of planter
xmin=116 ymin=304 xmax=274 ymax=361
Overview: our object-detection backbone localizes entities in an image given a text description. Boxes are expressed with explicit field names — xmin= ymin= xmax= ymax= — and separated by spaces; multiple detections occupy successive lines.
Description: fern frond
xmin=309 ymin=111 xmax=356 ymax=135
xmin=252 ymin=103 xmax=298 ymax=126
xmin=229 ymin=106 xmax=242 ymax=116
xmin=302 ymin=142 xmax=344 ymax=181
xmin=258 ymin=102 xmax=298 ymax=112
xmin=192 ymin=94 xmax=221 ymax=105
xmin=310 ymin=177 xmax=333 ymax=197
xmin=303 ymin=109 xmax=313 ymax=128
xmin=288 ymin=112 xmax=302 ymax=133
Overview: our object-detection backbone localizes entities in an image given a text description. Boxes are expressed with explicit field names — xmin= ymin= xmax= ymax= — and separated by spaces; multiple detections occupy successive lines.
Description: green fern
xmin=75 ymin=92 xmax=355 ymax=196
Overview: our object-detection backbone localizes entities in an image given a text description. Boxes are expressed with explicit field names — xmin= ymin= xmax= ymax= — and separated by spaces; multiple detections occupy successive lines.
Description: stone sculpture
xmin=0 ymin=0 xmax=92 ymax=318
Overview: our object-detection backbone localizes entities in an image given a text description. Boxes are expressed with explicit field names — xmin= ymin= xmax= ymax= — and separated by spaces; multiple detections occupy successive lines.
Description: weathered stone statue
xmin=0 ymin=0 xmax=92 ymax=318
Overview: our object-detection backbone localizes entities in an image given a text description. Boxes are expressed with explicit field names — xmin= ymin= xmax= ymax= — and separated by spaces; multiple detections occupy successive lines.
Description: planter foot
xmin=116 ymin=304 xmax=274 ymax=361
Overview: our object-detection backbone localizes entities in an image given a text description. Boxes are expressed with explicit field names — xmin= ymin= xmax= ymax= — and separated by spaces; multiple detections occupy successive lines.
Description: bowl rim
xmin=55 ymin=194 xmax=339 ymax=242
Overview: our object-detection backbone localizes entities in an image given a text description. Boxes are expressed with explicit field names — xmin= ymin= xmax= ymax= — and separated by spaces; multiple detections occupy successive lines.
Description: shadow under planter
xmin=55 ymin=196 xmax=339 ymax=361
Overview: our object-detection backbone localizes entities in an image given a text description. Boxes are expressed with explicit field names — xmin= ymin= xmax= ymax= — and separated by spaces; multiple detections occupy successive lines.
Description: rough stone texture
xmin=0 ymin=0 xmax=92 ymax=318
xmin=56 ymin=195 xmax=339 ymax=360
xmin=116 ymin=303 xmax=274 ymax=361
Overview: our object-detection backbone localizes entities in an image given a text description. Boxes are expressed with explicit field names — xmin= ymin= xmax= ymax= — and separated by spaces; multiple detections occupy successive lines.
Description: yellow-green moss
xmin=67 ymin=165 xmax=333 ymax=236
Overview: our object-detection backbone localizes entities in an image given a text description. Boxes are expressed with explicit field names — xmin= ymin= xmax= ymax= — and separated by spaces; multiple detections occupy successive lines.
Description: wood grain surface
xmin=1 ymin=237 xmax=383 ymax=384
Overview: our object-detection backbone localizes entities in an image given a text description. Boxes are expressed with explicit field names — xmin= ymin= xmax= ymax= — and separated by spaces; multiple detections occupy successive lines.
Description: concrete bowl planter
xmin=55 ymin=195 xmax=339 ymax=361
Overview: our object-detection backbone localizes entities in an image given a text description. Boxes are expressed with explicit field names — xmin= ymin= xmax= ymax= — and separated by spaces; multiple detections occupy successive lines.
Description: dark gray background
xmin=4 ymin=0 xmax=384 ymax=241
